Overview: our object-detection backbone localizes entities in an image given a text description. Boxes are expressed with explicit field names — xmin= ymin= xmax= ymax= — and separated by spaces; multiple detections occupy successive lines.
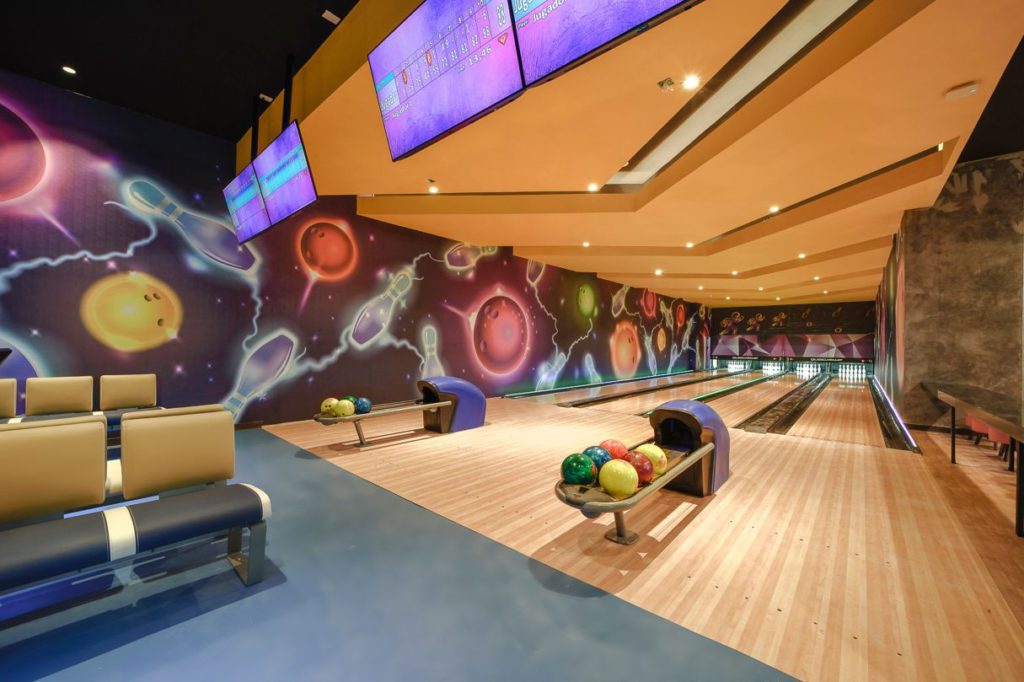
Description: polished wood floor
xmin=519 ymin=369 xmax=722 ymax=405
xmin=267 ymin=395 xmax=1024 ymax=681
xmin=583 ymin=371 xmax=763 ymax=415
xmin=788 ymin=379 xmax=886 ymax=448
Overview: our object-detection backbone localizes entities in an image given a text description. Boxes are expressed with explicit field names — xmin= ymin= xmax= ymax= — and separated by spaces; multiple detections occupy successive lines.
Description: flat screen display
xmin=512 ymin=0 xmax=689 ymax=85
xmin=253 ymin=121 xmax=318 ymax=225
xmin=369 ymin=0 xmax=524 ymax=160
xmin=223 ymin=164 xmax=272 ymax=243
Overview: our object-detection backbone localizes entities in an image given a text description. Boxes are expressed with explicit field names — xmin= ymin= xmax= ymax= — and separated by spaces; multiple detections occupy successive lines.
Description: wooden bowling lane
xmin=268 ymin=400 xmax=1024 ymax=682
xmin=516 ymin=370 xmax=724 ymax=405
xmin=787 ymin=378 xmax=886 ymax=448
xmin=701 ymin=373 xmax=806 ymax=426
xmin=582 ymin=371 xmax=762 ymax=415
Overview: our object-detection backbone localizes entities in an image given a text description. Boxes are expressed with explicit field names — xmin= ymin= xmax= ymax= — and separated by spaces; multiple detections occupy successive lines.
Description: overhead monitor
xmin=512 ymin=0 xmax=695 ymax=85
xmin=253 ymin=120 xmax=318 ymax=225
xmin=223 ymin=164 xmax=272 ymax=243
xmin=369 ymin=0 xmax=524 ymax=160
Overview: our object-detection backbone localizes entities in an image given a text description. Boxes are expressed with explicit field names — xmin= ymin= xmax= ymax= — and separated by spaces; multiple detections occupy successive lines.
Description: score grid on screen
xmin=253 ymin=121 xmax=317 ymax=226
xmin=223 ymin=164 xmax=271 ymax=243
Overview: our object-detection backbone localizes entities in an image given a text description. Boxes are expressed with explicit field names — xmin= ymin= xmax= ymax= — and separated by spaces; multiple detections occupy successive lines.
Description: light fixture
xmin=757 ymin=286 xmax=764 ymax=291
xmin=322 ymin=9 xmax=342 ymax=24
xmin=823 ymin=290 xmax=828 ymax=294
xmin=775 ymin=296 xmax=781 ymax=301
xmin=258 ymin=93 xmax=274 ymax=103
xmin=582 ymin=241 xmax=590 ymax=248
xmin=61 ymin=65 xmax=77 ymax=75
xmin=682 ymin=74 xmax=700 ymax=91
xmin=937 ymin=142 xmax=944 ymax=152
xmin=798 ymin=253 xmax=806 ymax=259
xmin=813 ymin=275 xmax=820 ymax=281
xmin=428 ymin=185 xmax=439 ymax=194
xmin=769 ymin=205 xmax=780 ymax=213
xmin=944 ymin=81 xmax=979 ymax=103
xmin=654 ymin=268 xmax=663 ymax=276
xmin=726 ymin=296 xmax=731 ymax=301
xmin=731 ymin=270 xmax=738 ymax=276
xmin=698 ymin=285 xmax=704 ymax=291
xmin=685 ymin=242 xmax=694 ymax=249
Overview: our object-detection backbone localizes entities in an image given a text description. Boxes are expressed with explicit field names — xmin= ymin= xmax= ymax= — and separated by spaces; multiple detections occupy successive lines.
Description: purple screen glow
xmin=223 ymin=164 xmax=272 ymax=243
xmin=253 ymin=121 xmax=318 ymax=225
xmin=513 ymin=0 xmax=687 ymax=84
xmin=369 ymin=0 xmax=524 ymax=160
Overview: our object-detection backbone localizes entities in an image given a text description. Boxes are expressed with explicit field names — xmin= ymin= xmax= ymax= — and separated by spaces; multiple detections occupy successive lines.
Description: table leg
xmin=353 ymin=420 xmax=368 ymax=447
xmin=950 ymin=406 xmax=956 ymax=464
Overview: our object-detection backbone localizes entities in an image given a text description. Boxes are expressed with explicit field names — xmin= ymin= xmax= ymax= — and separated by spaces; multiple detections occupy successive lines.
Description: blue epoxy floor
xmin=0 ymin=430 xmax=791 ymax=681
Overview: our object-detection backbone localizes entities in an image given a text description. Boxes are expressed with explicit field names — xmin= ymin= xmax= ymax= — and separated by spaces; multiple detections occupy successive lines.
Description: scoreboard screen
xmin=253 ymin=121 xmax=318 ymax=226
xmin=512 ymin=0 xmax=692 ymax=85
xmin=369 ymin=0 xmax=524 ymax=160
xmin=223 ymin=164 xmax=272 ymax=243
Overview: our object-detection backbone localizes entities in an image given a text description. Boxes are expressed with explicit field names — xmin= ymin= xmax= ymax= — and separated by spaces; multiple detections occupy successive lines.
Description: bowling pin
xmin=444 ymin=243 xmax=497 ymax=271
xmin=526 ymin=260 xmax=546 ymax=286
xmin=223 ymin=331 xmax=296 ymax=419
xmin=351 ymin=268 xmax=414 ymax=348
xmin=126 ymin=180 xmax=257 ymax=272
xmin=612 ymin=286 xmax=630 ymax=317
xmin=420 ymin=325 xmax=446 ymax=378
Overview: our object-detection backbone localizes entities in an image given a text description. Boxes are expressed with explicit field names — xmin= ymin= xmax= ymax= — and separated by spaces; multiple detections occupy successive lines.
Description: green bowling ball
xmin=561 ymin=453 xmax=597 ymax=485
xmin=342 ymin=395 xmax=356 ymax=404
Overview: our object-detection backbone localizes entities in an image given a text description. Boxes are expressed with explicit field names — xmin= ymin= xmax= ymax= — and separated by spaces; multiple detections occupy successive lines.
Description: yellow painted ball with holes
xmin=79 ymin=271 xmax=183 ymax=352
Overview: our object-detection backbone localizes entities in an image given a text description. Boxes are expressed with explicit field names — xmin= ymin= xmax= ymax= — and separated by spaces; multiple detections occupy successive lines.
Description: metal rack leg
xmin=950 ymin=406 xmax=956 ymax=464
xmin=1017 ymin=445 xmax=1023 ymax=538
xmin=353 ymin=420 xmax=368 ymax=446
xmin=604 ymin=511 xmax=639 ymax=545
xmin=1009 ymin=438 xmax=1016 ymax=473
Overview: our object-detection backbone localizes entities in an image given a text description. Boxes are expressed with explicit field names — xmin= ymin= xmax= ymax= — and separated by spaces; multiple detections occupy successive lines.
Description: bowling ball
xmin=472 ymin=295 xmax=528 ymax=375
xmin=582 ymin=445 xmax=611 ymax=472
xmin=561 ymin=453 xmax=597 ymax=485
xmin=609 ymin=320 xmax=641 ymax=379
xmin=333 ymin=399 xmax=356 ymax=417
xmin=297 ymin=221 xmax=358 ymax=281
xmin=655 ymin=326 xmax=667 ymax=353
xmin=639 ymin=289 xmax=657 ymax=319
xmin=320 ymin=397 xmax=339 ymax=416
xmin=625 ymin=451 xmax=654 ymax=485
xmin=599 ymin=460 xmax=639 ymax=500
xmin=576 ymin=283 xmax=597 ymax=319
xmin=0 ymin=102 xmax=46 ymax=203
xmin=79 ymin=272 xmax=183 ymax=352
xmin=600 ymin=439 xmax=629 ymax=460
xmin=342 ymin=395 xmax=356 ymax=404
xmin=635 ymin=443 xmax=669 ymax=476
xmin=354 ymin=397 xmax=372 ymax=414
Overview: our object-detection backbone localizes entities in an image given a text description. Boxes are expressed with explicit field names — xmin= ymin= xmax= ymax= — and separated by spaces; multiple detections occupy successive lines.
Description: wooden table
xmin=927 ymin=382 xmax=1023 ymax=537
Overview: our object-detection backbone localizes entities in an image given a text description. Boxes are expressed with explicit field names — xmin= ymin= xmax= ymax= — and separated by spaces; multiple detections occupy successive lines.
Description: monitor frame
xmin=252 ymin=119 xmax=319 ymax=229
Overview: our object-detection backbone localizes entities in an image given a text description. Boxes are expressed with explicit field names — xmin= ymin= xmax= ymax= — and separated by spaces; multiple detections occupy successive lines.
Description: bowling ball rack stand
xmin=554 ymin=442 xmax=715 ymax=545
xmin=314 ymin=400 xmax=453 ymax=447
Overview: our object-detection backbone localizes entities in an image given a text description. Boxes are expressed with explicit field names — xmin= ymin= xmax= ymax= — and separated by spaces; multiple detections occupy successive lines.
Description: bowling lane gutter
xmin=503 ymin=368 xmax=695 ymax=400
xmin=637 ymin=371 xmax=802 ymax=417
xmin=563 ymin=370 xmax=754 ymax=408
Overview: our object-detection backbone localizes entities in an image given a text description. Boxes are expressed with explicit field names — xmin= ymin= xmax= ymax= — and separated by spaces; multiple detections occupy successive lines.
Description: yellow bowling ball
xmin=599 ymin=459 xmax=639 ymax=500
xmin=79 ymin=272 xmax=183 ymax=352
xmin=635 ymin=443 xmax=669 ymax=476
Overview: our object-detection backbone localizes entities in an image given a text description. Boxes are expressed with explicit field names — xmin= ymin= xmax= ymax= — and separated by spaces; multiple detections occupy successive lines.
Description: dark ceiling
xmin=0 ymin=3 xmax=1020 ymax=161
xmin=0 ymin=1 xmax=359 ymax=141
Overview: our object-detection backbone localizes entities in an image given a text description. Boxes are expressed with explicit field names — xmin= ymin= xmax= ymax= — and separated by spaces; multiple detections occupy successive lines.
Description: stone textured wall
xmin=899 ymin=152 xmax=1024 ymax=426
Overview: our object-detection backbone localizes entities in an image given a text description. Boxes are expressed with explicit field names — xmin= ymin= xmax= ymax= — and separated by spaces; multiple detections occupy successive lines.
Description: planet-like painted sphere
xmin=656 ymin=326 xmax=667 ymax=353
xmin=582 ymin=445 xmax=612 ymax=473
xmin=675 ymin=303 xmax=687 ymax=329
xmin=473 ymin=295 xmax=528 ymax=375
xmin=0 ymin=102 xmax=46 ymax=203
xmin=639 ymin=289 xmax=657 ymax=319
xmin=79 ymin=272 xmax=183 ymax=352
xmin=599 ymin=459 xmax=639 ymax=500
xmin=609 ymin=320 xmax=641 ymax=379
xmin=561 ymin=453 xmax=596 ymax=485
xmin=298 ymin=221 xmax=358 ymax=280
xmin=576 ymin=283 xmax=597 ymax=319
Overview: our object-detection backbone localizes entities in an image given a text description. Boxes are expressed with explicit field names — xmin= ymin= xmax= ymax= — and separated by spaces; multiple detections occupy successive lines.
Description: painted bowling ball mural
xmin=675 ymin=302 xmax=687 ymax=329
xmin=639 ymin=288 xmax=657 ymax=319
xmin=0 ymin=101 xmax=46 ymax=203
xmin=576 ymin=283 xmax=597 ymax=319
xmin=609 ymin=320 xmax=641 ymax=379
xmin=473 ymin=294 xmax=528 ymax=375
xmin=655 ymin=326 xmax=667 ymax=353
xmin=297 ymin=220 xmax=358 ymax=280
xmin=79 ymin=271 xmax=183 ymax=352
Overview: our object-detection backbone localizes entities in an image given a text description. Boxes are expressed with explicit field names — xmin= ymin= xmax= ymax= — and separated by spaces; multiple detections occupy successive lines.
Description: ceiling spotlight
xmin=259 ymin=93 xmax=274 ymax=103
xmin=726 ymin=296 xmax=731 ymax=301
xmin=322 ymin=9 xmax=342 ymax=25
xmin=758 ymin=286 xmax=764 ymax=291
xmin=944 ymin=81 xmax=979 ymax=103
xmin=798 ymin=253 xmax=806 ymax=259
xmin=813 ymin=275 xmax=820 ymax=281
xmin=61 ymin=65 xmax=77 ymax=75
xmin=769 ymin=205 xmax=780 ymax=213
xmin=654 ymin=268 xmax=663 ymax=276
xmin=582 ymin=241 xmax=590 ymax=248
xmin=428 ymin=185 xmax=439 ymax=194
xmin=937 ymin=142 xmax=944 ymax=152
xmin=685 ymin=242 xmax=694 ymax=249
xmin=823 ymin=290 xmax=829 ymax=294
xmin=682 ymin=74 xmax=700 ymax=91
xmin=697 ymin=285 xmax=704 ymax=291
xmin=731 ymin=270 xmax=738 ymax=276
xmin=775 ymin=296 xmax=781 ymax=301
xmin=587 ymin=182 xmax=600 ymax=192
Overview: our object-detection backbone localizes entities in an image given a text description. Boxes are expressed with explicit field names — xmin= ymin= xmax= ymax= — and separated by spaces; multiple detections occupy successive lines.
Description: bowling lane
xmin=582 ymin=371 xmax=765 ymax=415
xmin=702 ymin=373 xmax=806 ymax=426
xmin=787 ymin=378 xmax=886 ymax=448
xmin=517 ymin=370 xmax=726 ymax=405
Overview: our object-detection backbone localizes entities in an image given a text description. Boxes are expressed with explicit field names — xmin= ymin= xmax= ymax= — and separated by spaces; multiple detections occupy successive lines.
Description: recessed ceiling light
xmin=823 ymin=290 xmax=828 ymax=294
xmin=813 ymin=275 xmax=820 ymax=281
xmin=698 ymin=285 xmax=704 ymax=291
xmin=587 ymin=182 xmax=600 ymax=192
xmin=322 ymin=9 xmax=342 ymax=25
xmin=798 ymin=253 xmax=806 ymax=259
xmin=758 ymin=286 xmax=764 ymax=291
xmin=61 ymin=65 xmax=77 ymax=75
xmin=944 ymin=81 xmax=978 ymax=102
xmin=769 ymin=205 xmax=780 ymax=213
xmin=685 ymin=242 xmax=694 ymax=249
xmin=726 ymin=296 xmax=731 ymax=301
xmin=654 ymin=268 xmax=663 ymax=276
xmin=582 ymin=241 xmax=590 ymax=248
xmin=937 ymin=142 xmax=944 ymax=152
xmin=731 ymin=270 xmax=738 ymax=276
xmin=428 ymin=185 xmax=439 ymax=194
xmin=775 ymin=296 xmax=781 ymax=301
xmin=682 ymin=74 xmax=700 ymax=91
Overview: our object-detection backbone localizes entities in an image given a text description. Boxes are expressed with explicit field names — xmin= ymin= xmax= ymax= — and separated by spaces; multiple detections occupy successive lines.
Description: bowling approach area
xmin=2 ymin=2 xmax=1024 ymax=681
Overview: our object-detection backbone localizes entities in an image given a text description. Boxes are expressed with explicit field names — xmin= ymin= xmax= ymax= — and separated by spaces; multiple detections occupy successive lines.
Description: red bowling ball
xmin=298 ymin=220 xmax=358 ymax=281
xmin=625 ymin=451 xmax=654 ymax=485
xmin=600 ymin=439 xmax=629 ymax=460
xmin=473 ymin=295 xmax=528 ymax=375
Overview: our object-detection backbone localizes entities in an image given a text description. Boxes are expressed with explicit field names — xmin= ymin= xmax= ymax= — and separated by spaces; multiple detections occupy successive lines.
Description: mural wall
xmin=0 ymin=70 xmax=703 ymax=424
xmin=710 ymin=302 xmax=875 ymax=359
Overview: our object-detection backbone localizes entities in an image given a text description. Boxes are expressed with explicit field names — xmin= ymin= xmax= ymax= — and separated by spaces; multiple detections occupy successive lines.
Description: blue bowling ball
xmin=354 ymin=397 xmax=372 ymax=415
xmin=582 ymin=445 xmax=612 ymax=472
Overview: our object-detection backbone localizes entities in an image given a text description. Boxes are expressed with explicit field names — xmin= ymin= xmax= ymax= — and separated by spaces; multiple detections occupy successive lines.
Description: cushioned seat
xmin=0 ymin=484 xmax=270 ymax=593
